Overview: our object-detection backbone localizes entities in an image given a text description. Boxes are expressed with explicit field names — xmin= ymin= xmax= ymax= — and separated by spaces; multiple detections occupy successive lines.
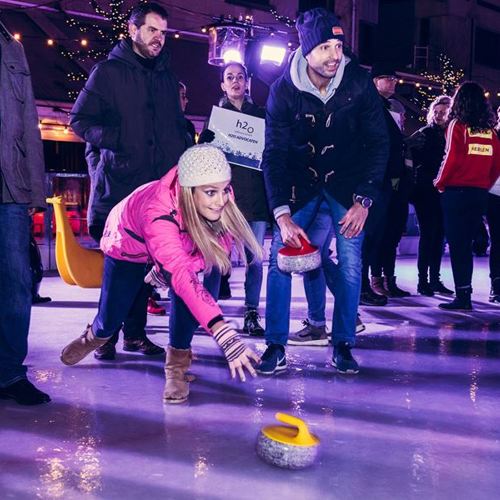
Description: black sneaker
xmin=0 ymin=379 xmax=51 ymax=405
xmin=356 ymin=314 xmax=366 ymax=334
xmin=430 ymin=281 xmax=454 ymax=295
xmin=489 ymin=278 xmax=500 ymax=304
xmin=32 ymin=294 xmax=52 ymax=304
xmin=289 ymin=320 xmax=328 ymax=346
xmin=256 ymin=344 xmax=287 ymax=375
xmin=332 ymin=342 xmax=359 ymax=374
xmin=243 ymin=309 xmax=265 ymax=337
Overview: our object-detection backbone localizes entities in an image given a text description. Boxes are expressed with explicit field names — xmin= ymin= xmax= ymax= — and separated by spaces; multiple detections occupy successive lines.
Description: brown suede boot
xmin=61 ymin=325 xmax=111 ymax=366
xmin=163 ymin=346 xmax=193 ymax=404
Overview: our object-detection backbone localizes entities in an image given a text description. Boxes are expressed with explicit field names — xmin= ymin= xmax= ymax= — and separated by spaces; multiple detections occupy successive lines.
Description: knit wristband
xmin=213 ymin=324 xmax=246 ymax=362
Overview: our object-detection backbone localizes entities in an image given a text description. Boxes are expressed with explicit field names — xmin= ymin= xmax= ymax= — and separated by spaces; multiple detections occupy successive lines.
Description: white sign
xmin=208 ymin=106 xmax=265 ymax=170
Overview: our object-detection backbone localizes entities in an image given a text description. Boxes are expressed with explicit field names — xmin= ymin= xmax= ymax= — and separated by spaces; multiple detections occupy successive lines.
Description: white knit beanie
xmin=177 ymin=144 xmax=231 ymax=187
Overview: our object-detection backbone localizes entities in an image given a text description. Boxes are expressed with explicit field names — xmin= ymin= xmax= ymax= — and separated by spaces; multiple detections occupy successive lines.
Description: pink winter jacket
xmin=100 ymin=167 xmax=233 ymax=332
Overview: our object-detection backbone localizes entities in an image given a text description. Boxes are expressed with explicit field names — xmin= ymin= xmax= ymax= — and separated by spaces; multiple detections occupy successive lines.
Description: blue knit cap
xmin=296 ymin=8 xmax=345 ymax=57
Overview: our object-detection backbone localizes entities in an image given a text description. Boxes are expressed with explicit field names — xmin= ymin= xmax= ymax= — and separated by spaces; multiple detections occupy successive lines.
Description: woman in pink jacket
xmin=61 ymin=145 xmax=262 ymax=403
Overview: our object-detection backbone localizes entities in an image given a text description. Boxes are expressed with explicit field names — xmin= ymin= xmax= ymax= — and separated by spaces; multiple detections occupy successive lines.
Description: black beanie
xmin=296 ymin=8 xmax=345 ymax=57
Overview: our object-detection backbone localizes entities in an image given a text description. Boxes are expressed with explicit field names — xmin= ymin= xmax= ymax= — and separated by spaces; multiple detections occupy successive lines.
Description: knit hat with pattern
xmin=177 ymin=144 xmax=231 ymax=187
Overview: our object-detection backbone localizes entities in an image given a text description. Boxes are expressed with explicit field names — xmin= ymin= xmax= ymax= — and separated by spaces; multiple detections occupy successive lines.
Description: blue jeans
xmin=93 ymin=256 xmax=221 ymax=349
xmin=302 ymin=201 xmax=334 ymax=326
xmin=0 ymin=204 xmax=32 ymax=386
xmin=244 ymin=220 xmax=267 ymax=309
xmin=265 ymin=193 xmax=363 ymax=347
xmin=169 ymin=270 xmax=221 ymax=349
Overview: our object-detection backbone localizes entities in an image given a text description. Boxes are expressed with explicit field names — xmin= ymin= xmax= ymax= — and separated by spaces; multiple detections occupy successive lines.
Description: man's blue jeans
xmin=0 ymin=204 xmax=32 ymax=386
xmin=244 ymin=220 xmax=267 ymax=309
xmin=302 ymin=200 xmax=334 ymax=326
xmin=93 ymin=256 xmax=220 ymax=349
xmin=265 ymin=194 xmax=364 ymax=347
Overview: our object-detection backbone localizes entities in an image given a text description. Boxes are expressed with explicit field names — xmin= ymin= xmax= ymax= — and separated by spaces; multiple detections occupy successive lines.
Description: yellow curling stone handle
xmin=261 ymin=412 xmax=319 ymax=447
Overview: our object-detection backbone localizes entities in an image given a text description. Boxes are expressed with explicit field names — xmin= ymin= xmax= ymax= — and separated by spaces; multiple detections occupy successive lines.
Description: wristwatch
xmin=353 ymin=194 xmax=373 ymax=209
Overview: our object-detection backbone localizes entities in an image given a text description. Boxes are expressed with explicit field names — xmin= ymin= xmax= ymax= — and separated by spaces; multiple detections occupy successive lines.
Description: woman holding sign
xmin=199 ymin=62 xmax=270 ymax=337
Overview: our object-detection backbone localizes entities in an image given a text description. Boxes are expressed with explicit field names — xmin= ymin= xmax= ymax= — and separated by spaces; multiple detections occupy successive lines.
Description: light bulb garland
xmin=413 ymin=53 xmax=465 ymax=120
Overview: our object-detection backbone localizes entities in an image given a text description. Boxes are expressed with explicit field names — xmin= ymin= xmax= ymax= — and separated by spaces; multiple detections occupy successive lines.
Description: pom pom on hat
xmin=177 ymin=144 xmax=231 ymax=187
xmin=296 ymin=8 xmax=345 ymax=57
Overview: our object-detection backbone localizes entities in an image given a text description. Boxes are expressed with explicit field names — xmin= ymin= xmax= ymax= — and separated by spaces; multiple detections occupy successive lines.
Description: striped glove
xmin=213 ymin=324 xmax=246 ymax=362
xmin=212 ymin=323 xmax=260 ymax=381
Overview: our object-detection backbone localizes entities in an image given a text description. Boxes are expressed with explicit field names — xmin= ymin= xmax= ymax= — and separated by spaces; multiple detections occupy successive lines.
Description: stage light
xmin=260 ymin=45 xmax=286 ymax=65
xmin=208 ymin=25 xmax=246 ymax=66
xmin=222 ymin=48 xmax=244 ymax=64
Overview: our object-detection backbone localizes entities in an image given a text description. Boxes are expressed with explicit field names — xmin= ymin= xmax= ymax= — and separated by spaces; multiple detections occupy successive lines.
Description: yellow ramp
xmin=46 ymin=197 xmax=103 ymax=288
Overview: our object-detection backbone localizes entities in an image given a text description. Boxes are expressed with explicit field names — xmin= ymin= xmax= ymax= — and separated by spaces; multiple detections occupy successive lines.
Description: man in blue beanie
xmin=259 ymin=8 xmax=389 ymax=375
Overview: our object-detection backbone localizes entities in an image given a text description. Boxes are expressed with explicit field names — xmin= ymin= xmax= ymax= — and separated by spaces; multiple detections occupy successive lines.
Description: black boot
xmin=384 ymin=276 xmax=411 ymax=297
xmin=243 ymin=309 xmax=265 ymax=337
xmin=0 ymin=379 xmax=50 ymax=405
xmin=439 ymin=286 xmax=473 ymax=311
xmin=417 ymin=280 xmax=434 ymax=297
xmin=359 ymin=285 xmax=388 ymax=306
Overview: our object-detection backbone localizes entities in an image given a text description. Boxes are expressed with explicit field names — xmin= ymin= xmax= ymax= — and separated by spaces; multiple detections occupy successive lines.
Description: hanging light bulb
xmin=47 ymin=38 xmax=54 ymax=46
xmin=174 ymin=31 xmax=180 ymax=39
xmin=13 ymin=33 xmax=21 ymax=41
xmin=80 ymin=38 xmax=88 ymax=47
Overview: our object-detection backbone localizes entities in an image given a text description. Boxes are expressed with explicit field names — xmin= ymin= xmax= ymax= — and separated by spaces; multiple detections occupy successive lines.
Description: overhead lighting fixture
xmin=208 ymin=25 xmax=246 ymax=66
xmin=260 ymin=44 xmax=286 ymax=65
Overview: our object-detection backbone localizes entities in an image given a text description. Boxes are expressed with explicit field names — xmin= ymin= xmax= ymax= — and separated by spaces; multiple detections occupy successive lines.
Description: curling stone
xmin=277 ymin=236 xmax=321 ymax=274
xmin=256 ymin=412 xmax=320 ymax=469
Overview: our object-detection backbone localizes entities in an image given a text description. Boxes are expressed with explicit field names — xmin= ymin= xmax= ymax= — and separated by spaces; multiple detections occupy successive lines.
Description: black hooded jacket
xmin=70 ymin=39 xmax=187 ymax=226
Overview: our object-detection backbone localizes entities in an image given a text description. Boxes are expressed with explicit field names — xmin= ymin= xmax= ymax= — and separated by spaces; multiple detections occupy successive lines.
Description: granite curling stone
xmin=256 ymin=412 xmax=320 ymax=469
xmin=277 ymin=236 xmax=321 ymax=274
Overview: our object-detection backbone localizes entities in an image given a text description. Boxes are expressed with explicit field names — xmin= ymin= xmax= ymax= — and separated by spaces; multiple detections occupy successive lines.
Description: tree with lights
xmin=415 ymin=53 xmax=464 ymax=119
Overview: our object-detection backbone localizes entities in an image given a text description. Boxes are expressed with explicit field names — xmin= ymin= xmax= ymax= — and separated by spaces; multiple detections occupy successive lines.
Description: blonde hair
xmin=179 ymin=187 xmax=264 ymax=275
xmin=427 ymin=95 xmax=452 ymax=125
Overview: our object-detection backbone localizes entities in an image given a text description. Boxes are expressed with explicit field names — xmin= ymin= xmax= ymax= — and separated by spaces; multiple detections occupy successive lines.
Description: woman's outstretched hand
xmin=228 ymin=347 xmax=260 ymax=381
xmin=212 ymin=323 xmax=261 ymax=381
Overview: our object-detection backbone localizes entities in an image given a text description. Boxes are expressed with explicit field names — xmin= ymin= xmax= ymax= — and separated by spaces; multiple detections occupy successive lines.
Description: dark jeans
xmin=0 ymin=204 xmax=31 ymax=386
xmin=413 ymin=187 xmax=445 ymax=283
xmin=441 ymin=187 xmax=488 ymax=289
xmin=93 ymin=256 xmax=221 ymax=349
xmin=487 ymin=193 xmax=500 ymax=282
xmin=169 ymin=270 xmax=221 ymax=349
xmin=90 ymin=223 xmax=148 ymax=343
xmin=371 ymin=181 xmax=410 ymax=278
xmin=361 ymin=184 xmax=391 ymax=288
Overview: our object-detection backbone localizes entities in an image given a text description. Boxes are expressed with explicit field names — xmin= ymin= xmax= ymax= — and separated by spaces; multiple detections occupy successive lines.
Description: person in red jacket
xmin=434 ymin=82 xmax=500 ymax=310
